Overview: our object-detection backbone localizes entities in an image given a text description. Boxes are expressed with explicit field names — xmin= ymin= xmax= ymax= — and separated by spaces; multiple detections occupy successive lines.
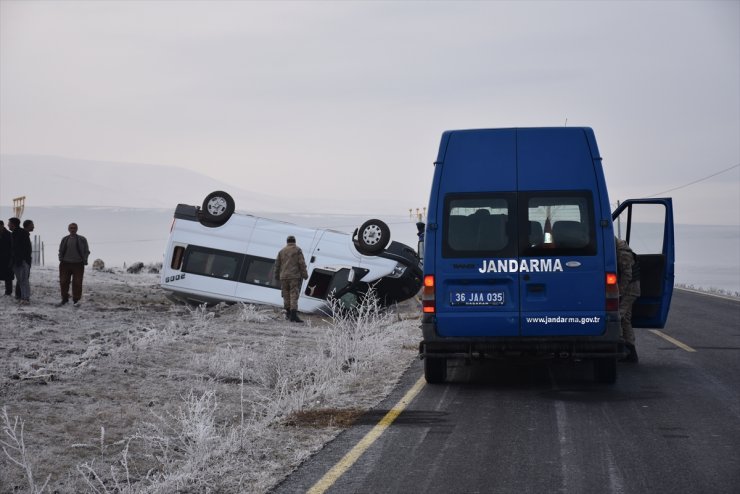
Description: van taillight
xmin=422 ymin=275 xmax=435 ymax=313
xmin=606 ymin=272 xmax=619 ymax=311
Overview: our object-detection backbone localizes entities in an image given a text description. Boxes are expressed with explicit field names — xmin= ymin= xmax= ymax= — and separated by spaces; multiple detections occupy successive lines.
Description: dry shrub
xmin=1 ymin=407 xmax=50 ymax=493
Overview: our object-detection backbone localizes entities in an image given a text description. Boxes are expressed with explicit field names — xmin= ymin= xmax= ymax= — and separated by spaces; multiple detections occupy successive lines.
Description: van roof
xmin=435 ymin=127 xmax=603 ymax=192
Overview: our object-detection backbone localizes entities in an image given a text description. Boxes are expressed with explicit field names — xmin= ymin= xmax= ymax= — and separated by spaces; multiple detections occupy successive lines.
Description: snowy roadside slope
xmin=0 ymin=265 xmax=420 ymax=493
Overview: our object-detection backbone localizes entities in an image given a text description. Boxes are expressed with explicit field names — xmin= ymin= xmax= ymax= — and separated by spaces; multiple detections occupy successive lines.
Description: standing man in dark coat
xmin=0 ymin=220 xmax=13 ymax=295
xmin=8 ymin=217 xmax=33 ymax=304
xmin=57 ymin=223 xmax=90 ymax=307
xmin=274 ymin=235 xmax=308 ymax=322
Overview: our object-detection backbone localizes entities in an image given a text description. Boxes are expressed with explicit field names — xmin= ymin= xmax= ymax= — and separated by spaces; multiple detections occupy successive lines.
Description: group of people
xmin=0 ymin=218 xmax=35 ymax=304
xmin=0 ymin=219 xmax=90 ymax=307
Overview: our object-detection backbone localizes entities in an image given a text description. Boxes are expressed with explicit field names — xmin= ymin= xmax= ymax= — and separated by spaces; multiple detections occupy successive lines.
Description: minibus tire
xmin=201 ymin=191 xmax=235 ymax=225
xmin=594 ymin=357 xmax=617 ymax=384
xmin=356 ymin=219 xmax=391 ymax=255
xmin=424 ymin=357 xmax=447 ymax=384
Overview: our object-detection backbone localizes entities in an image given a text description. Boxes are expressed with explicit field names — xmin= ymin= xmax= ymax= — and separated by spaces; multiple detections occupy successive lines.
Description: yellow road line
xmin=649 ymin=329 xmax=697 ymax=352
xmin=307 ymin=375 xmax=427 ymax=494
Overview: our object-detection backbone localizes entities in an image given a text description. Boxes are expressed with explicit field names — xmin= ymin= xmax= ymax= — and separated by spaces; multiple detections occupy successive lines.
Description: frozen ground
xmin=0 ymin=265 xmax=420 ymax=493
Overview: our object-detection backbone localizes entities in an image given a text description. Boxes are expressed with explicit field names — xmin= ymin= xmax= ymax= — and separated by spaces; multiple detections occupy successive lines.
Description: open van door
xmin=612 ymin=198 xmax=675 ymax=328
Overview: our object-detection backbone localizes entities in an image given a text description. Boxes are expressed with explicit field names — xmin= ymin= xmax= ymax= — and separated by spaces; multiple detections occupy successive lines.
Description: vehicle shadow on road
xmin=444 ymin=359 xmax=666 ymax=403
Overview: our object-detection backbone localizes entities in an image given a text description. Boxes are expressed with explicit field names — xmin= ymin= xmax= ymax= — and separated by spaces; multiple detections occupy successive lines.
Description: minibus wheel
xmin=201 ymin=191 xmax=235 ymax=225
xmin=356 ymin=219 xmax=390 ymax=255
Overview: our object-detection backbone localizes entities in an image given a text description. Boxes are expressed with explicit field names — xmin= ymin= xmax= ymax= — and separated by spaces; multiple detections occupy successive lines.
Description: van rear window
xmin=522 ymin=192 xmax=596 ymax=256
xmin=442 ymin=191 xmax=596 ymax=258
xmin=443 ymin=194 xmax=516 ymax=258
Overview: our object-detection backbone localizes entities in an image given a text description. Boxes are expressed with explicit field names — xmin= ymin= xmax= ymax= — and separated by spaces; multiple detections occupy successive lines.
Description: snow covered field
xmin=0 ymin=265 xmax=420 ymax=493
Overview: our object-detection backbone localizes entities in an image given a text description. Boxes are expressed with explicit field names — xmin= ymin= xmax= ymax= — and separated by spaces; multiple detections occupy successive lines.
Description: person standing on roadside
xmin=0 ymin=220 xmax=14 ymax=295
xmin=8 ymin=218 xmax=33 ymax=304
xmin=616 ymin=236 xmax=641 ymax=362
xmin=274 ymin=235 xmax=308 ymax=323
xmin=57 ymin=223 xmax=90 ymax=307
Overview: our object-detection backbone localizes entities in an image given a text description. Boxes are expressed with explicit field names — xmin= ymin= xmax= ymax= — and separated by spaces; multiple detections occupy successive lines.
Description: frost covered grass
xmin=1 ymin=407 xmax=50 ymax=494
xmin=0 ymin=267 xmax=419 ymax=493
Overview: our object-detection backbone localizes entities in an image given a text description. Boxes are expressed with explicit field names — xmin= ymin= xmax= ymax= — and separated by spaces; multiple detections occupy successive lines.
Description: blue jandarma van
xmin=420 ymin=127 xmax=675 ymax=383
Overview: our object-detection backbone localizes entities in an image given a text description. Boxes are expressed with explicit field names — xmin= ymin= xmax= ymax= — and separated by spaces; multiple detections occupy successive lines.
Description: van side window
xmin=522 ymin=192 xmax=596 ymax=256
xmin=182 ymin=246 xmax=243 ymax=280
xmin=443 ymin=194 xmax=516 ymax=258
xmin=241 ymin=256 xmax=280 ymax=289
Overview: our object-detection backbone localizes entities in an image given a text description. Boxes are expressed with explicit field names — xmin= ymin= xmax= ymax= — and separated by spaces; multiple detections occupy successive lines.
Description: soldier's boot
xmin=622 ymin=343 xmax=639 ymax=363
xmin=290 ymin=310 xmax=303 ymax=323
xmin=284 ymin=309 xmax=290 ymax=320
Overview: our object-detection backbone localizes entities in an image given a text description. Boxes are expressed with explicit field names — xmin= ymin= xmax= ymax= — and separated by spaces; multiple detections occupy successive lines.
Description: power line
xmin=647 ymin=163 xmax=740 ymax=198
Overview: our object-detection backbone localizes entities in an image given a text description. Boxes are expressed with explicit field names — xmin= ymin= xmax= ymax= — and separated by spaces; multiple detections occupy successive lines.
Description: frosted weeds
xmin=0 ymin=266 xmax=419 ymax=493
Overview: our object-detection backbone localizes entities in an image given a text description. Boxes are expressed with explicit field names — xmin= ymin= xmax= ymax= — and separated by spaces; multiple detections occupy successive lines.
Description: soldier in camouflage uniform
xmin=616 ymin=237 xmax=641 ymax=362
xmin=275 ymin=235 xmax=308 ymax=323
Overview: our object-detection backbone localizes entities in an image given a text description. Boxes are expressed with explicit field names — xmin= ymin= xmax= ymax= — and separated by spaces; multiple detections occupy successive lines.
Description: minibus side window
xmin=443 ymin=194 xmax=517 ymax=258
xmin=182 ymin=246 xmax=243 ymax=280
xmin=521 ymin=192 xmax=596 ymax=256
xmin=241 ymin=256 xmax=280 ymax=289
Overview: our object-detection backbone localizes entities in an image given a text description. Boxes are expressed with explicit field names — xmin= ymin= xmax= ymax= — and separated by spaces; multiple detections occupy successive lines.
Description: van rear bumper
xmin=420 ymin=319 xmax=625 ymax=361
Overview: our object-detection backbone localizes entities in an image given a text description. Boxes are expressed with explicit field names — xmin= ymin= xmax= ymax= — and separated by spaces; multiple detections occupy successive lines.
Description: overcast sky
xmin=1 ymin=0 xmax=738 ymax=224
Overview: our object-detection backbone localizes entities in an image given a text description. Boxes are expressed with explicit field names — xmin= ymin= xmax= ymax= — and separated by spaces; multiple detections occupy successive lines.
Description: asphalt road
xmin=273 ymin=289 xmax=740 ymax=494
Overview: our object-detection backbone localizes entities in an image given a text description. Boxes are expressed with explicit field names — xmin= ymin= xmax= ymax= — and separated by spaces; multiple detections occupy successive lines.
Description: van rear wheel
xmin=201 ymin=191 xmax=235 ymax=225
xmin=594 ymin=357 xmax=617 ymax=384
xmin=424 ymin=357 xmax=447 ymax=384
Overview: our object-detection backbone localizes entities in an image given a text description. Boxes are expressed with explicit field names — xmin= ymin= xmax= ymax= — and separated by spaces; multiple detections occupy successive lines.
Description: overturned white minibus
xmin=160 ymin=191 xmax=423 ymax=313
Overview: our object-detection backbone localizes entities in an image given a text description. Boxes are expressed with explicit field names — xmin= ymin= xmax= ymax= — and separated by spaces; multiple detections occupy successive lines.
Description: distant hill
xmin=0 ymin=154 xmax=294 ymax=212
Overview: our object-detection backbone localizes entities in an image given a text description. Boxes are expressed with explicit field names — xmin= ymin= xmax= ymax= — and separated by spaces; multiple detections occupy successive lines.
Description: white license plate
xmin=450 ymin=290 xmax=505 ymax=306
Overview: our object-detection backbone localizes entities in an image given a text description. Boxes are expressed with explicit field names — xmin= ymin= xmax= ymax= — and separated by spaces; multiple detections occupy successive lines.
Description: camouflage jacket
xmin=616 ymin=237 xmax=641 ymax=296
xmin=275 ymin=244 xmax=308 ymax=280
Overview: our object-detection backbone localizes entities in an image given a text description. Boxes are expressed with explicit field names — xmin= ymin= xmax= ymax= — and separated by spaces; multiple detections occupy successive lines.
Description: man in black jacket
xmin=8 ymin=217 xmax=33 ymax=304
xmin=0 ymin=220 xmax=13 ymax=295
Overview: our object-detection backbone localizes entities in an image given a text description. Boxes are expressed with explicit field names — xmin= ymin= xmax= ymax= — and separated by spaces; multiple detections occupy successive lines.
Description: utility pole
xmin=13 ymin=196 xmax=25 ymax=219
xmin=409 ymin=207 xmax=427 ymax=222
